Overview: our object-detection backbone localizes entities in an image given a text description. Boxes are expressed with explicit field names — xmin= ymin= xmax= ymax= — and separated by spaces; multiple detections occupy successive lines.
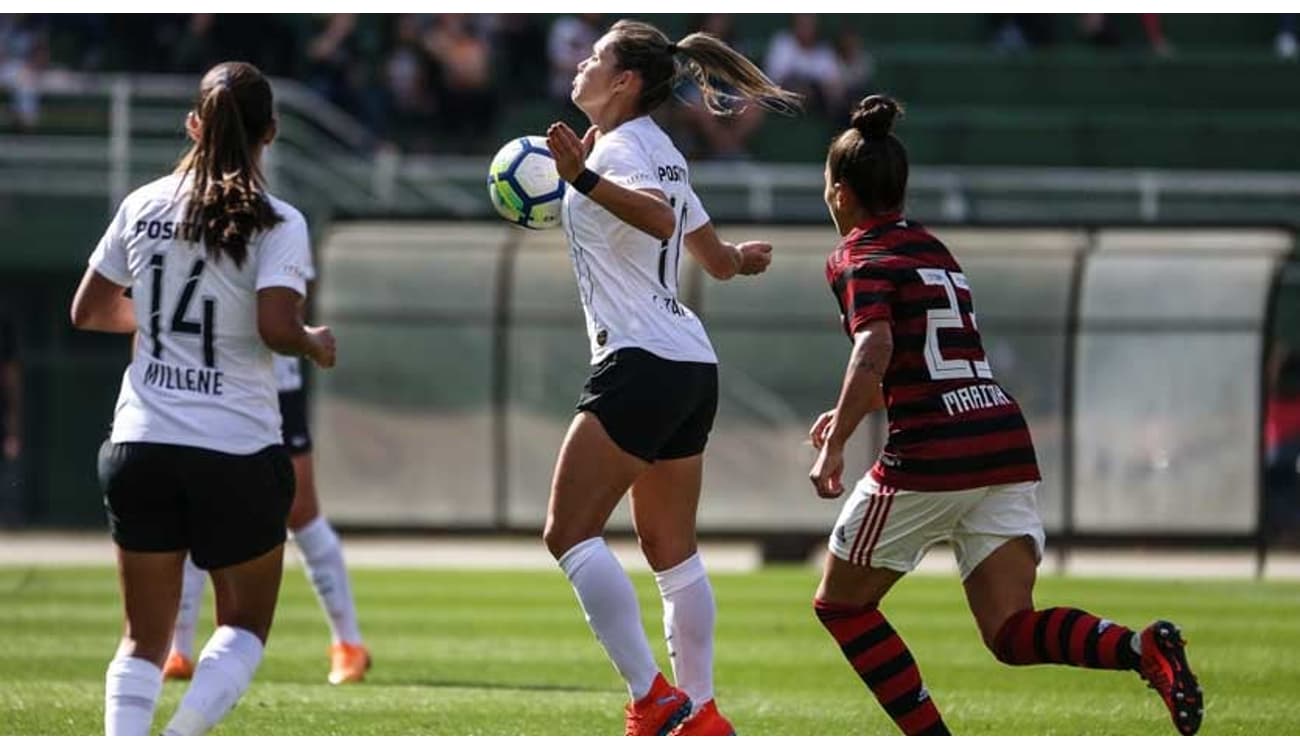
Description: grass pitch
xmin=1 ymin=564 xmax=1298 ymax=735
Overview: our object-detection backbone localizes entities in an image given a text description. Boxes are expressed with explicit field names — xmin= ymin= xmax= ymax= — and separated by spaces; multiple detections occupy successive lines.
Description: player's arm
xmin=546 ymin=122 xmax=676 ymax=241
xmin=683 ymin=223 xmax=772 ymax=280
xmin=257 ymin=287 xmax=336 ymax=369
xmin=70 ymin=269 xmax=135 ymax=333
xmin=810 ymin=321 xmax=892 ymax=499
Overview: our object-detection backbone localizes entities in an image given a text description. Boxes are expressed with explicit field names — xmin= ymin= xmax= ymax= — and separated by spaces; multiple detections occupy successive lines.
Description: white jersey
xmin=88 ymin=173 xmax=312 ymax=454
xmin=562 ymin=115 xmax=716 ymax=365
xmin=272 ymin=254 xmax=316 ymax=393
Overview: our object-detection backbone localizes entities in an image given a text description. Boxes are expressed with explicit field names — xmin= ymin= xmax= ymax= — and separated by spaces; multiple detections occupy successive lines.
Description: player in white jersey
xmin=70 ymin=62 xmax=336 ymax=736
xmin=541 ymin=20 xmax=800 ymax=736
xmin=164 ymin=269 xmax=370 ymax=686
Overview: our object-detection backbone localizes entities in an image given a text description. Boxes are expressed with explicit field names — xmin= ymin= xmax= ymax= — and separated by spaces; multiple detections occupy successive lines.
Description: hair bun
xmin=851 ymin=95 xmax=902 ymax=139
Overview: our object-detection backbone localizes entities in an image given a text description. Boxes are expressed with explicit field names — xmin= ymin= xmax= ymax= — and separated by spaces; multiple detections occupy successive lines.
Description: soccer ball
xmin=487 ymin=136 xmax=565 ymax=230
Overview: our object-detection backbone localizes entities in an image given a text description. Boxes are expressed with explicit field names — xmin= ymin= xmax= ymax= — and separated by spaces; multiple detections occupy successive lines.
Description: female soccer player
xmin=807 ymin=95 xmax=1202 ymax=735
xmin=70 ymin=61 xmax=336 ymax=735
xmin=542 ymin=19 xmax=799 ymax=736
xmin=163 ymin=352 xmax=369 ymax=686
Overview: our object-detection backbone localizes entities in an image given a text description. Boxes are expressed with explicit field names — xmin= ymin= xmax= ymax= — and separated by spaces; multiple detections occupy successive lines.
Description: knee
xmin=636 ymin=530 xmax=693 ymax=572
xmin=542 ymin=519 xmax=582 ymax=561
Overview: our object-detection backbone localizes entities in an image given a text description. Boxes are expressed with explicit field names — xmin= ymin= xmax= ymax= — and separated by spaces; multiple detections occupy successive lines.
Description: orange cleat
xmin=624 ymin=673 xmax=692 ymax=736
xmin=1138 ymin=621 xmax=1203 ymax=736
xmin=328 ymin=642 xmax=371 ymax=685
xmin=162 ymin=651 xmax=194 ymax=681
xmin=669 ymin=700 xmax=736 ymax=736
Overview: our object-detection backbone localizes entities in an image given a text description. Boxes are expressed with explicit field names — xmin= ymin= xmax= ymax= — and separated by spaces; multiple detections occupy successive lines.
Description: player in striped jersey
xmin=71 ymin=62 xmax=336 ymax=735
xmin=163 ymin=352 xmax=370 ymax=686
xmin=807 ymin=95 xmax=1202 ymax=735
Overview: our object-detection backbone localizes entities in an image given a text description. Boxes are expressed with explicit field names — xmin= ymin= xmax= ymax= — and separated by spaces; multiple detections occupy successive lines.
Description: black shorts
xmin=97 ymin=440 xmax=295 ymax=570
xmin=279 ymin=388 xmax=312 ymax=456
xmin=576 ymin=347 xmax=718 ymax=462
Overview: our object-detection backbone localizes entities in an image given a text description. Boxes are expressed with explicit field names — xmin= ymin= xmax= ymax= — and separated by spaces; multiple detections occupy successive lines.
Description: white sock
xmin=291 ymin=517 xmax=363 ymax=644
xmin=104 ymin=655 xmax=163 ymax=736
xmin=162 ymin=626 xmax=264 ymax=736
xmin=654 ymin=553 xmax=715 ymax=708
xmin=172 ymin=555 xmax=206 ymax=659
xmin=558 ymin=537 xmax=659 ymax=700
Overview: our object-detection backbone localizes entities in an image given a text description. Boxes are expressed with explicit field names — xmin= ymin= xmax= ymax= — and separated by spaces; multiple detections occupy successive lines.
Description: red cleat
xmin=669 ymin=700 xmax=736 ymax=736
xmin=624 ymin=673 xmax=692 ymax=736
xmin=1138 ymin=621 xmax=1203 ymax=735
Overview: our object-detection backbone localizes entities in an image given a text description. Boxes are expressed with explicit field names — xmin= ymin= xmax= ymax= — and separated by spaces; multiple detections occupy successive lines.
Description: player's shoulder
xmin=119 ymin=173 xmax=186 ymax=215
xmin=264 ymin=192 xmax=307 ymax=230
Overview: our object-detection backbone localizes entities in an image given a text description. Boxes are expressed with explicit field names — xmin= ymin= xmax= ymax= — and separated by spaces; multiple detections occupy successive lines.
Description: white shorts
xmin=827 ymin=475 xmax=1046 ymax=580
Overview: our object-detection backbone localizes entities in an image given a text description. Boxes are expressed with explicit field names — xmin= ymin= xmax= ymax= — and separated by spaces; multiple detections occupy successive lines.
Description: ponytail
xmin=175 ymin=62 xmax=282 ymax=267
xmin=607 ymin=19 xmax=802 ymax=116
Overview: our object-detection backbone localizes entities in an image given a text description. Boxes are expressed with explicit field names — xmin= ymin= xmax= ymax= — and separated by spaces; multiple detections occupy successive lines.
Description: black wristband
xmin=570 ymin=168 xmax=600 ymax=195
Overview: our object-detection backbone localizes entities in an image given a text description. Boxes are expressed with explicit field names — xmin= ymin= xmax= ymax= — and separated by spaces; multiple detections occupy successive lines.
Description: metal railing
xmin=5 ymin=73 xmax=1300 ymax=224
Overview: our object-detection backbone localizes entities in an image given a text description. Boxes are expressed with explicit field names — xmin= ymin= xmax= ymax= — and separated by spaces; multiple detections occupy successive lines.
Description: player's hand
xmin=547 ymin=122 xmax=589 ymax=183
xmin=305 ymin=325 xmax=336 ymax=369
xmin=735 ymin=241 xmax=772 ymax=276
xmin=809 ymin=443 xmax=846 ymax=499
xmin=808 ymin=409 xmax=836 ymax=450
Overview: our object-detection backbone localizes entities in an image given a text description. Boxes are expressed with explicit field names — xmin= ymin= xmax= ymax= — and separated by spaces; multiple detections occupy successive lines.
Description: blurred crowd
xmin=2 ymin=13 xmax=1298 ymax=158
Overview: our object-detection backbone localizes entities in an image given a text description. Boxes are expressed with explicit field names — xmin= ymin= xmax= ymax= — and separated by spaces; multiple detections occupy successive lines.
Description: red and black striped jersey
xmin=825 ymin=213 xmax=1041 ymax=492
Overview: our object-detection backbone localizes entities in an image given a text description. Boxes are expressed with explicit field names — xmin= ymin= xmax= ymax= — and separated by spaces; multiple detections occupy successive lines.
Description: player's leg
xmin=957 ymin=483 xmax=1202 ymax=735
xmin=163 ymin=545 xmax=285 ymax=736
xmin=108 ymin=547 xmax=187 ymax=735
xmin=814 ymin=480 xmax=951 ymax=735
xmin=163 ymin=554 xmax=205 ymax=679
xmin=98 ymin=440 xmax=188 ymax=736
xmin=630 ymin=453 xmax=732 ymax=736
xmin=285 ymin=449 xmax=368 ymax=684
xmin=162 ymin=444 xmax=293 ymax=736
xmin=547 ymin=412 xmax=695 ymax=735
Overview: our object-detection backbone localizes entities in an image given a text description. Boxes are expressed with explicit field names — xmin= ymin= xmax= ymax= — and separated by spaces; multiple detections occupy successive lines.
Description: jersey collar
xmin=852 ymin=212 xmax=905 ymax=236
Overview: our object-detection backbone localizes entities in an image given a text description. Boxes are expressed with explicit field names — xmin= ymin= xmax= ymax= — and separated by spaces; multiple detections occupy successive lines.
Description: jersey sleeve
xmin=838 ymin=260 xmax=896 ymax=334
xmin=255 ymin=213 xmax=313 ymax=295
xmin=682 ymin=185 xmax=710 ymax=234
xmin=591 ymin=132 xmax=659 ymax=192
xmin=87 ymin=202 xmax=132 ymax=287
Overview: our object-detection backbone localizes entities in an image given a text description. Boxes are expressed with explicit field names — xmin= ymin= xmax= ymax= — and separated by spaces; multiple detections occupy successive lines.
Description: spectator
xmin=424 ymin=14 xmax=497 ymax=152
xmin=667 ymin=14 xmax=767 ymax=160
xmin=1265 ymin=348 xmax=1300 ymax=544
xmin=834 ymin=27 xmax=873 ymax=106
xmin=305 ymin=14 xmax=386 ymax=138
xmin=384 ymin=14 xmax=437 ymax=150
xmin=0 ymin=15 xmax=50 ymax=129
xmin=988 ymin=14 xmax=1056 ymax=53
xmin=1080 ymin=13 xmax=1171 ymax=55
xmin=0 ymin=309 xmax=20 ymax=527
xmin=764 ymin=14 xmax=844 ymax=116
xmin=547 ymin=13 xmax=602 ymax=102
xmin=1278 ymin=14 xmax=1298 ymax=61
xmin=170 ymin=14 xmax=222 ymax=74
xmin=492 ymin=14 xmax=548 ymax=96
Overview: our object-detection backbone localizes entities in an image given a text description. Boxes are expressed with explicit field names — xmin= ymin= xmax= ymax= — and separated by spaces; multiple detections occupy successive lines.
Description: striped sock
xmin=993 ymin=607 xmax=1139 ymax=670
xmin=814 ymin=599 xmax=949 ymax=736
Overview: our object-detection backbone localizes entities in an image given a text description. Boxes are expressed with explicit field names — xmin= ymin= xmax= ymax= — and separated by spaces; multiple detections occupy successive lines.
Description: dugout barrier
xmin=310 ymin=221 xmax=1294 ymax=562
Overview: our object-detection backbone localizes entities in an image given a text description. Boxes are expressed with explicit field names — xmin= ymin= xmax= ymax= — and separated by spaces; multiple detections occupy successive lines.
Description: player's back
xmin=92 ymin=173 xmax=312 ymax=454
xmin=827 ymin=215 xmax=1041 ymax=492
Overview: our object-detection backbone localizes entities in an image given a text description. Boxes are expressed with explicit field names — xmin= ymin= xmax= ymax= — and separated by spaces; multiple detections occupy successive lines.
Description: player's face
xmin=572 ymin=33 xmax=631 ymax=116
xmin=824 ymin=162 xmax=846 ymax=235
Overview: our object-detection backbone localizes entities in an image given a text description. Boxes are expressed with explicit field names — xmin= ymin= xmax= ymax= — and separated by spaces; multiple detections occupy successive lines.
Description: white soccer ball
xmin=487 ymin=136 xmax=566 ymax=230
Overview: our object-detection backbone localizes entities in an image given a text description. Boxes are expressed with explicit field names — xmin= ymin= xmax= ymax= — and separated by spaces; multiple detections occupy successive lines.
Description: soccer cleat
xmin=669 ymin=700 xmax=736 ymax=736
xmin=624 ymin=673 xmax=692 ymax=736
xmin=1138 ymin=621 xmax=1203 ymax=735
xmin=327 ymin=642 xmax=371 ymax=685
xmin=162 ymin=651 xmax=194 ymax=681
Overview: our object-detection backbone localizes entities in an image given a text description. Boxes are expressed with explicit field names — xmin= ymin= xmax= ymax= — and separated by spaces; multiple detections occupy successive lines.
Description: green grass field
xmin=2 ymin=564 xmax=1298 ymax=735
